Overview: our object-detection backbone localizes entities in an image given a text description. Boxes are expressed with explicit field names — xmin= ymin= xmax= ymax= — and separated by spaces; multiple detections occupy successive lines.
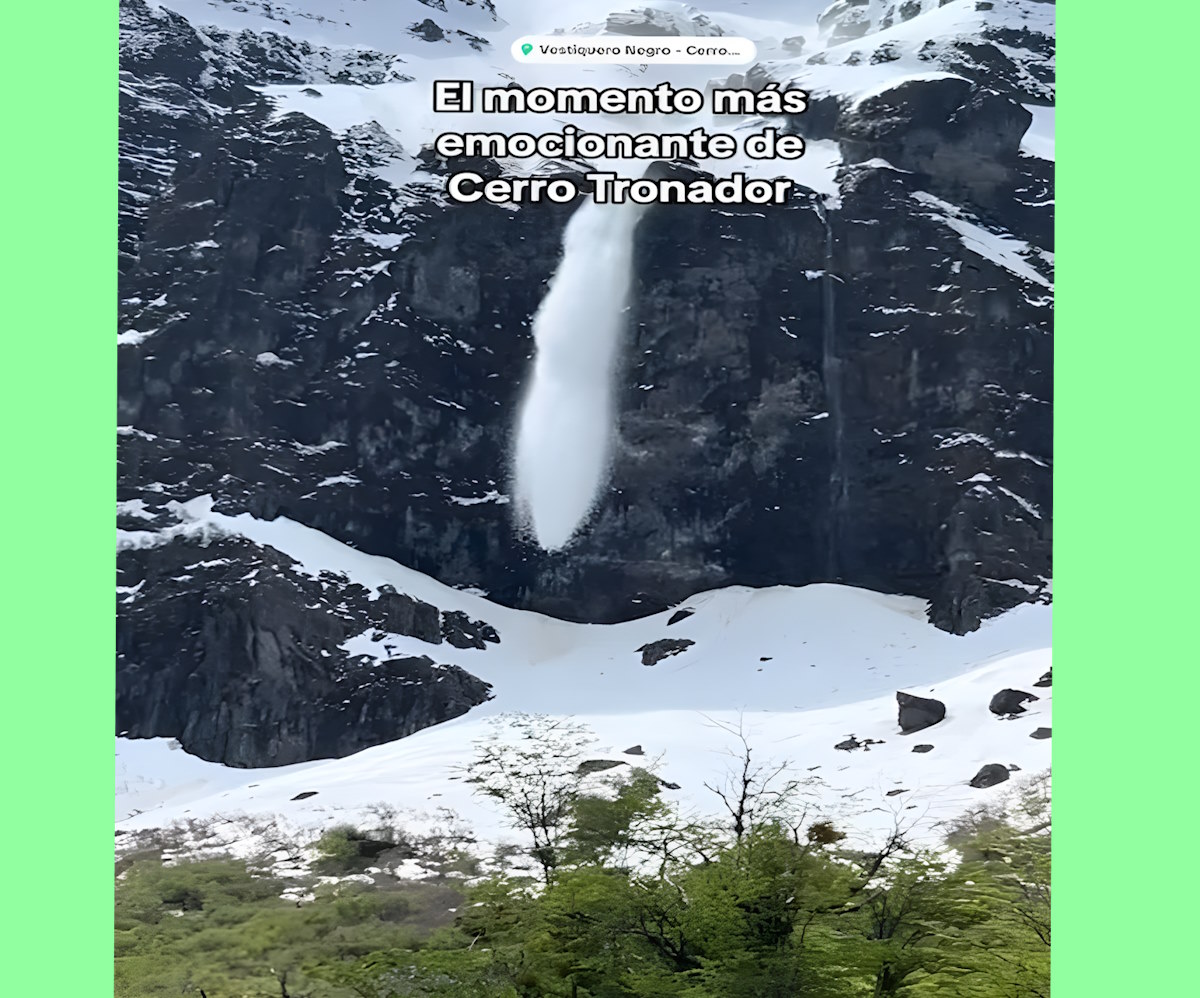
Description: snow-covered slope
xmin=119 ymin=498 xmax=1050 ymax=852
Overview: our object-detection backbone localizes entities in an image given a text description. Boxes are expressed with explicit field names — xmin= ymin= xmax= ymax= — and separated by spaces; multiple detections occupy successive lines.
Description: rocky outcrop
xmin=117 ymin=532 xmax=493 ymax=766
xmin=441 ymin=611 xmax=501 ymax=649
xmin=637 ymin=638 xmax=695 ymax=666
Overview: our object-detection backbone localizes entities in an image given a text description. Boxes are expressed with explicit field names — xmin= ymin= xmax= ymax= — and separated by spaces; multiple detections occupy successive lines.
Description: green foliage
xmin=115 ymin=857 xmax=462 ymax=997
xmin=564 ymin=768 xmax=672 ymax=869
xmin=117 ymin=755 xmax=1050 ymax=998
xmin=314 ymin=824 xmax=370 ymax=874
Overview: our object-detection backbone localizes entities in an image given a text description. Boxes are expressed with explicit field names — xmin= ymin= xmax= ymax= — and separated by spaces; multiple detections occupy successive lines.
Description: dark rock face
xmin=989 ymin=688 xmax=1039 ymax=716
xmin=912 ymin=744 xmax=935 ymax=753
xmin=1034 ymin=669 xmax=1052 ymax=687
xmin=667 ymin=609 xmax=694 ymax=626
xmin=897 ymin=692 xmax=947 ymax=733
xmin=638 ymin=638 xmax=695 ymax=666
xmin=117 ymin=532 xmax=493 ymax=766
xmin=116 ymin=0 xmax=1053 ymax=765
xmin=1030 ymin=726 xmax=1051 ymax=740
xmin=840 ymin=76 xmax=1033 ymax=206
xmin=969 ymin=763 xmax=1011 ymax=789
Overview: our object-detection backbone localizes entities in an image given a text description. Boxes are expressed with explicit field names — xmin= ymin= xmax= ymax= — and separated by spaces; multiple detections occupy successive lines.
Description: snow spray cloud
xmin=513 ymin=198 xmax=647 ymax=551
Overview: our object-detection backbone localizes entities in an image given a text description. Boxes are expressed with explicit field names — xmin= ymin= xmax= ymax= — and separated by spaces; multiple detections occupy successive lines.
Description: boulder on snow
xmin=969 ymin=764 xmax=1011 ymax=789
xmin=637 ymin=638 xmax=694 ymax=666
xmin=666 ymin=609 xmax=694 ymax=626
xmin=623 ymin=744 xmax=645 ymax=756
xmin=989 ymin=689 xmax=1039 ymax=716
xmin=290 ymin=791 xmax=318 ymax=801
xmin=912 ymin=744 xmax=935 ymax=753
xmin=896 ymin=691 xmax=946 ymax=732
xmin=1033 ymin=669 xmax=1052 ymax=688
xmin=1030 ymin=727 xmax=1051 ymax=740
xmin=577 ymin=759 xmax=626 ymax=776
xmin=835 ymin=734 xmax=883 ymax=752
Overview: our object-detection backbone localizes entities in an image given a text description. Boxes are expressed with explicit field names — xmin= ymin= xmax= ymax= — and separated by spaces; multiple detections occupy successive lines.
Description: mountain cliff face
xmin=118 ymin=0 xmax=1053 ymax=766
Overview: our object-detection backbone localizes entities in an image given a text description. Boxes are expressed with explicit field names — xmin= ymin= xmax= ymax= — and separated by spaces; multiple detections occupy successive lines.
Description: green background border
xmin=2 ymin=2 xmax=1194 ymax=993
xmin=1053 ymin=2 xmax=1197 ymax=993
xmin=3 ymin=0 xmax=117 ymax=992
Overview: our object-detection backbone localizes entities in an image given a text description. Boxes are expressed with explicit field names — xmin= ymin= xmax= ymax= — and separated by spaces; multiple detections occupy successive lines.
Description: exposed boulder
xmin=912 ymin=744 xmax=935 ymax=754
xmin=1033 ymin=669 xmax=1052 ymax=688
xmin=836 ymin=734 xmax=884 ymax=752
xmin=969 ymin=764 xmax=1011 ymax=789
xmin=897 ymin=691 xmax=946 ymax=733
xmin=577 ymin=759 xmax=627 ymax=776
xmin=666 ymin=609 xmax=694 ymax=626
xmin=989 ymin=689 xmax=1039 ymax=716
xmin=638 ymin=638 xmax=695 ymax=666
xmin=1030 ymin=727 xmax=1051 ymax=740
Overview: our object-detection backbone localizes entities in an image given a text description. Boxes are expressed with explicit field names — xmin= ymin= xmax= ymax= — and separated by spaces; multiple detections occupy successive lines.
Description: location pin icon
xmin=521 ymin=43 xmax=533 ymax=56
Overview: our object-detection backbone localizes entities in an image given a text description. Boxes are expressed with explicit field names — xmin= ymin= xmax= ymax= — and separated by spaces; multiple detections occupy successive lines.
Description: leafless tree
xmin=462 ymin=713 xmax=596 ymax=883
xmin=700 ymin=714 xmax=825 ymax=847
